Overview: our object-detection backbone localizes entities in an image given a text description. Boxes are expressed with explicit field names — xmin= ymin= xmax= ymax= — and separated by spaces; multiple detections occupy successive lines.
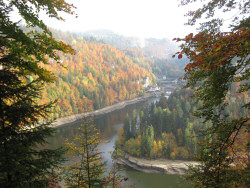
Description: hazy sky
xmin=42 ymin=0 xmax=195 ymax=39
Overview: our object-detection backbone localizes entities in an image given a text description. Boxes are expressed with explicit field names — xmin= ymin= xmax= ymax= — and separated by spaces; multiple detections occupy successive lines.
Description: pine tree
xmin=63 ymin=118 xmax=107 ymax=187
xmin=0 ymin=0 xmax=75 ymax=187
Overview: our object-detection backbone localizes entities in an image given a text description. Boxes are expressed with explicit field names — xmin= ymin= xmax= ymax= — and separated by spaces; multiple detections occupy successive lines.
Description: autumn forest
xmin=1 ymin=0 xmax=249 ymax=187
xmin=40 ymin=29 xmax=187 ymax=120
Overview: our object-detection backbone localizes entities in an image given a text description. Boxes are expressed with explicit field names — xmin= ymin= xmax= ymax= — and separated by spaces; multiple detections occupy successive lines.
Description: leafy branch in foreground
xmin=175 ymin=0 xmax=249 ymax=187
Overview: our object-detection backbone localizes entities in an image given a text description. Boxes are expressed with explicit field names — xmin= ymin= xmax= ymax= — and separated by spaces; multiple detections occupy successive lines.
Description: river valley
xmin=48 ymin=97 xmax=193 ymax=188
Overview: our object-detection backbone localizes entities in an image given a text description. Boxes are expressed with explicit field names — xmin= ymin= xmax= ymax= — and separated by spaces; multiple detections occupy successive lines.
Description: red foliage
xmin=173 ymin=29 xmax=250 ymax=73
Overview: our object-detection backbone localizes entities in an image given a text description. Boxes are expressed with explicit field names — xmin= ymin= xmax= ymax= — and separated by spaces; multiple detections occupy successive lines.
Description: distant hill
xmin=143 ymin=38 xmax=179 ymax=59
xmin=78 ymin=29 xmax=144 ymax=49
xmin=79 ymin=30 xmax=179 ymax=59
xmin=78 ymin=30 xmax=188 ymax=80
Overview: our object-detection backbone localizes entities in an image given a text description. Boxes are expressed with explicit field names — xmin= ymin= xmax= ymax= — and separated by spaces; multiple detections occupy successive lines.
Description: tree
xmin=139 ymin=110 xmax=146 ymax=132
xmin=117 ymin=127 xmax=125 ymax=146
xmin=145 ymin=125 xmax=155 ymax=159
xmin=0 ymin=0 xmax=75 ymax=187
xmin=177 ymin=128 xmax=184 ymax=146
xmin=131 ymin=109 xmax=137 ymax=138
xmin=185 ymin=101 xmax=191 ymax=114
xmin=159 ymin=94 xmax=167 ymax=108
xmin=108 ymin=148 xmax=125 ymax=188
xmin=63 ymin=118 xmax=107 ymax=187
xmin=124 ymin=113 xmax=131 ymax=140
xmin=175 ymin=0 xmax=249 ymax=187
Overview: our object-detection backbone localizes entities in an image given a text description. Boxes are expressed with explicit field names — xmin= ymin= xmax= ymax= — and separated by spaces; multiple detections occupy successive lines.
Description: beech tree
xmin=0 ymin=0 xmax=75 ymax=187
xmin=175 ymin=0 xmax=249 ymax=187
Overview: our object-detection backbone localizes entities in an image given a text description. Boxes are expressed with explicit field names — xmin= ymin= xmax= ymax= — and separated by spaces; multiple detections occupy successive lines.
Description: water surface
xmin=48 ymin=98 xmax=192 ymax=187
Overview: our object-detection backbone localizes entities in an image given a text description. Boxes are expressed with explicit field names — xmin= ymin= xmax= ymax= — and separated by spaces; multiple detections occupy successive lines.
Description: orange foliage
xmin=174 ymin=29 xmax=250 ymax=73
xmin=42 ymin=32 xmax=153 ymax=118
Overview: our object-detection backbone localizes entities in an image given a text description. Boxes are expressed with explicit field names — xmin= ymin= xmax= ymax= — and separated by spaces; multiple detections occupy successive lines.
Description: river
xmin=47 ymin=98 xmax=192 ymax=188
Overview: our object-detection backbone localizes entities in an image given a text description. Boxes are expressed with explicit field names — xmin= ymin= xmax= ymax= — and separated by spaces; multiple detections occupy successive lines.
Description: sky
xmin=42 ymin=0 xmax=195 ymax=40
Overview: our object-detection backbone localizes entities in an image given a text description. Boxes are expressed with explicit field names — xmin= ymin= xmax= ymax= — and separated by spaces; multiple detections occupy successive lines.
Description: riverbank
xmin=116 ymin=154 xmax=199 ymax=175
xmin=52 ymin=92 xmax=158 ymax=128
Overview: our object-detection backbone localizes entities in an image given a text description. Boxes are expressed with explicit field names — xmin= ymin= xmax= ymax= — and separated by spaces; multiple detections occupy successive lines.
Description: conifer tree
xmin=145 ymin=125 xmax=155 ymax=158
xmin=124 ymin=114 xmax=131 ymax=140
xmin=139 ymin=110 xmax=146 ymax=132
xmin=63 ymin=118 xmax=107 ymax=187
xmin=108 ymin=148 xmax=125 ymax=188
xmin=131 ymin=109 xmax=137 ymax=138
xmin=0 ymin=0 xmax=75 ymax=187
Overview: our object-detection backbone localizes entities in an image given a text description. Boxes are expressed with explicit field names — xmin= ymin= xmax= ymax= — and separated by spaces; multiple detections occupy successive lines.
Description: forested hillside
xmin=39 ymin=31 xmax=155 ymax=119
xmin=149 ymin=58 xmax=188 ymax=80
xmin=116 ymin=83 xmax=248 ymax=160
xmin=121 ymin=47 xmax=189 ymax=81
xmin=80 ymin=30 xmax=188 ymax=80
xmin=80 ymin=30 xmax=189 ymax=81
